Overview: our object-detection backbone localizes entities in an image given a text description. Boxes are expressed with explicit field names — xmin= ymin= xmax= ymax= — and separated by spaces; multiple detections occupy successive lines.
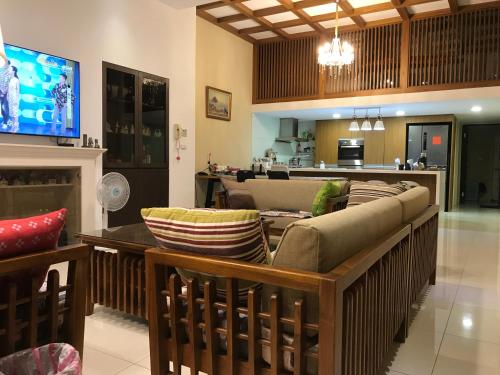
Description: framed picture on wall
xmin=206 ymin=86 xmax=232 ymax=121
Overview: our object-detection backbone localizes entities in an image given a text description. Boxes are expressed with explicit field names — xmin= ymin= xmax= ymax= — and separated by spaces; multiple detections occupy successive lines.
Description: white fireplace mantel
xmin=0 ymin=143 xmax=107 ymax=232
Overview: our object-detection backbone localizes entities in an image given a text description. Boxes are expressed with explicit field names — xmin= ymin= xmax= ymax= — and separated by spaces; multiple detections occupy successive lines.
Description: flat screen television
xmin=0 ymin=43 xmax=80 ymax=138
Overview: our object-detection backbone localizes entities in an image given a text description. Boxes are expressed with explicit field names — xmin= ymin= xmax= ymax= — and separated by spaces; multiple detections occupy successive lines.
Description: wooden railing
xmin=253 ymin=7 xmax=500 ymax=103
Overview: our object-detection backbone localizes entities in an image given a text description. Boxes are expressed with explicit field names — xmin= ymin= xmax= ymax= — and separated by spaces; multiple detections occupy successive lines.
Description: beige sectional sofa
xmin=146 ymin=185 xmax=438 ymax=375
xmin=218 ymin=178 xmax=350 ymax=232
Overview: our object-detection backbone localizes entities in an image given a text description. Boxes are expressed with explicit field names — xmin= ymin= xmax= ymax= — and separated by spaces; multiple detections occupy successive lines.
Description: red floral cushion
xmin=0 ymin=209 xmax=67 ymax=298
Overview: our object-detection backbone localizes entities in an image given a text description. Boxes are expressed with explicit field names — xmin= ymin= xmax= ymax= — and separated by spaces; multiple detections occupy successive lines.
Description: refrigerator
xmin=406 ymin=123 xmax=451 ymax=210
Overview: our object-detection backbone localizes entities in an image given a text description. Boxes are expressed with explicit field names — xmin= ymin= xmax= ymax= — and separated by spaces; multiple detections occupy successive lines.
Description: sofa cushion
xmin=347 ymin=182 xmax=407 ymax=207
xmin=141 ymin=208 xmax=271 ymax=300
xmin=264 ymin=197 xmax=403 ymax=331
xmin=245 ymin=179 xmax=328 ymax=212
xmin=312 ymin=181 xmax=341 ymax=216
xmin=221 ymin=178 xmax=256 ymax=209
xmin=394 ymin=186 xmax=430 ymax=222
xmin=0 ymin=209 xmax=67 ymax=298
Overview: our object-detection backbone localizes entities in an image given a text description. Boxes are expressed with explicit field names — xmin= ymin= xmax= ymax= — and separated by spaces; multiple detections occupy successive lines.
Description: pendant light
xmin=373 ymin=108 xmax=385 ymax=131
xmin=348 ymin=110 xmax=360 ymax=132
xmin=0 ymin=24 xmax=7 ymax=68
xmin=361 ymin=110 xmax=372 ymax=131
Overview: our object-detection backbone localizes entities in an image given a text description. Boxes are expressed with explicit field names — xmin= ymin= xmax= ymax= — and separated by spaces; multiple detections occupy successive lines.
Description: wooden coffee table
xmin=77 ymin=220 xmax=273 ymax=320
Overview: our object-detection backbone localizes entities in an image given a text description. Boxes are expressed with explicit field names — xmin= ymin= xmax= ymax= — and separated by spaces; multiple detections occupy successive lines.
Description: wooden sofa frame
xmin=0 ymin=244 xmax=89 ymax=358
xmin=146 ymin=223 xmax=416 ymax=374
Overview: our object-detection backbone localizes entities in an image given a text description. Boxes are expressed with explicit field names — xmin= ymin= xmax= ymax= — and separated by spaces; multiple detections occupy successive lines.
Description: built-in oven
xmin=338 ymin=138 xmax=364 ymax=167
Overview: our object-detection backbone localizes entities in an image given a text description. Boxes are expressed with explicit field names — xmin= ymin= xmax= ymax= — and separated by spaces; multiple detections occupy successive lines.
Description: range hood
xmin=275 ymin=118 xmax=299 ymax=142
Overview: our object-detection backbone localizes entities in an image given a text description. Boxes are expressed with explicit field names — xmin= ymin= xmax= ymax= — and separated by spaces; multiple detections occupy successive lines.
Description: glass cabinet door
xmin=140 ymin=76 xmax=167 ymax=166
xmin=104 ymin=68 xmax=136 ymax=166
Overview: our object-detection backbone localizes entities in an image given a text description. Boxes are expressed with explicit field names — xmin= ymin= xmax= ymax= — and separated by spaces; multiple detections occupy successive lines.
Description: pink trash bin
xmin=0 ymin=343 xmax=81 ymax=375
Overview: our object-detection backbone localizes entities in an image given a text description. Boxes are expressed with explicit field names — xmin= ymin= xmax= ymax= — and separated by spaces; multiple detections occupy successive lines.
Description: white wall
xmin=0 ymin=0 xmax=196 ymax=207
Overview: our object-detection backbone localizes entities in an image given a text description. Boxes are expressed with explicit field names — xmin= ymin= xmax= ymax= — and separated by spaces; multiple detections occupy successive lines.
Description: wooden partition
xmin=253 ymin=7 xmax=500 ymax=103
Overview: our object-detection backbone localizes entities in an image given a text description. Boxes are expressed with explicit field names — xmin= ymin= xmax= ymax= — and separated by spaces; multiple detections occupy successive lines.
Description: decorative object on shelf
xmin=106 ymin=121 xmax=112 ymax=133
xmin=206 ymin=86 xmax=232 ymax=121
xmin=87 ymin=137 xmax=94 ymax=148
xmin=154 ymin=129 xmax=162 ymax=138
xmin=0 ymin=24 xmax=6 ymax=67
xmin=317 ymin=0 xmax=354 ymax=78
xmin=361 ymin=110 xmax=372 ymax=131
xmin=82 ymin=134 xmax=88 ymax=148
xmin=349 ymin=110 xmax=360 ymax=132
xmin=94 ymin=139 xmax=100 ymax=148
xmin=373 ymin=108 xmax=385 ymax=131
xmin=120 ymin=124 xmax=129 ymax=134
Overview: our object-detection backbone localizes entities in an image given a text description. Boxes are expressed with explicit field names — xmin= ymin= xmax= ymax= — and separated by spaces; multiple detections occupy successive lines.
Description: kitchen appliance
xmin=275 ymin=118 xmax=299 ymax=142
xmin=406 ymin=122 xmax=451 ymax=210
xmin=338 ymin=138 xmax=364 ymax=167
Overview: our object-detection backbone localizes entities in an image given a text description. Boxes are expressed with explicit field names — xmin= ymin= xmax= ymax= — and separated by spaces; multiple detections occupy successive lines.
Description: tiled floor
xmin=82 ymin=207 xmax=500 ymax=374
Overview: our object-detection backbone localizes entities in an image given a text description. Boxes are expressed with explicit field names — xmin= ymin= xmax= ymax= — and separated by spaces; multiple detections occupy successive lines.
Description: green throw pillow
xmin=312 ymin=181 xmax=341 ymax=216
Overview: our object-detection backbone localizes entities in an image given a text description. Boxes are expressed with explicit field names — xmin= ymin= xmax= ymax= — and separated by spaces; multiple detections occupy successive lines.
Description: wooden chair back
xmin=0 ymin=244 xmax=89 ymax=358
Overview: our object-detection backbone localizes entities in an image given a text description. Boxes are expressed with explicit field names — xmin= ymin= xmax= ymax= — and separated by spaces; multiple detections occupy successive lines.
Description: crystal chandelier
xmin=317 ymin=0 xmax=354 ymax=77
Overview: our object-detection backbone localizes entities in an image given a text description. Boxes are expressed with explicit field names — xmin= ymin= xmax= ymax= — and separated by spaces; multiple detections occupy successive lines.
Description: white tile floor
xmin=82 ymin=208 xmax=500 ymax=374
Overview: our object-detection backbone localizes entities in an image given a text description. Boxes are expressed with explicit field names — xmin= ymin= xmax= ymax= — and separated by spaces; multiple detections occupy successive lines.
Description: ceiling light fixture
xmin=470 ymin=105 xmax=482 ymax=112
xmin=349 ymin=110 xmax=360 ymax=132
xmin=0 ymin=24 xmax=7 ymax=68
xmin=396 ymin=110 xmax=405 ymax=116
xmin=361 ymin=110 xmax=372 ymax=131
xmin=317 ymin=0 xmax=354 ymax=78
xmin=373 ymin=108 xmax=385 ymax=131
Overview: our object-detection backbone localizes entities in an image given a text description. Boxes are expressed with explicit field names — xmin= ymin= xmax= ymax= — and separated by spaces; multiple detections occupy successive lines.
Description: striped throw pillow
xmin=347 ymin=182 xmax=407 ymax=207
xmin=141 ymin=208 xmax=271 ymax=300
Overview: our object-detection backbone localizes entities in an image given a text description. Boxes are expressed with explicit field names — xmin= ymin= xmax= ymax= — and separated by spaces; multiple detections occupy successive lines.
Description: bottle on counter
xmin=418 ymin=152 xmax=427 ymax=168
xmin=319 ymin=160 xmax=326 ymax=169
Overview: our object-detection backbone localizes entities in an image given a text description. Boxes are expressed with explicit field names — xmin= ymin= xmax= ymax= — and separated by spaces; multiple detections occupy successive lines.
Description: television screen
xmin=0 ymin=44 xmax=80 ymax=138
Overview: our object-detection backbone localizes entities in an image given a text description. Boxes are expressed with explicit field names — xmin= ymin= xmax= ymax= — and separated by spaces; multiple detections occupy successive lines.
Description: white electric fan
xmin=97 ymin=172 xmax=130 ymax=228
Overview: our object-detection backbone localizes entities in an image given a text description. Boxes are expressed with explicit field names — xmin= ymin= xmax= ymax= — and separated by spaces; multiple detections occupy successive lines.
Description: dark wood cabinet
xmin=103 ymin=62 xmax=169 ymax=227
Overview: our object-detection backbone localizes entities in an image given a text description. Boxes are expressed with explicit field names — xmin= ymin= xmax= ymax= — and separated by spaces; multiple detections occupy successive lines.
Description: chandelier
xmin=317 ymin=0 xmax=354 ymax=77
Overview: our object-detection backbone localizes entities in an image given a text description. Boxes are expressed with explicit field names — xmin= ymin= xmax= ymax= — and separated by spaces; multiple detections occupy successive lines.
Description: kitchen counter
xmin=289 ymin=167 xmax=447 ymax=210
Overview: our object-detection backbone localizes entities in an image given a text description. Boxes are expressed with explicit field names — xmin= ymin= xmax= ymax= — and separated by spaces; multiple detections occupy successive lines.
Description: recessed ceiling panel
xmin=244 ymin=0 xmax=281 ymax=10
xmin=249 ymin=30 xmax=279 ymax=39
xmin=409 ymin=0 xmax=450 ymax=14
xmin=349 ymin=0 xmax=391 ymax=7
xmin=206 ymin=5 xmax=240 ymax=18
xmin=282 ymin=24 xmax=315 ymax=34
xmin=458 ymin=0 xmax=496 ymax=5
xmin=229 ymin=19 xmax=261 ymax=29
xmin=264 ymin=11 xmax=299 ymax=23
xmin=361 ymin=8 xmax=400 ymax=22
xmin=303 ymin=3 xmax=338 ymax=17
xmin=319 ymin=17 xmax=355 ymax=29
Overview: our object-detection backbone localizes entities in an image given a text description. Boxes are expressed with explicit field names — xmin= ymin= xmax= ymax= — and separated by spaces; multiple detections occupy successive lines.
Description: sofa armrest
xmin=326 ymin=194 xmax=349 ymax=213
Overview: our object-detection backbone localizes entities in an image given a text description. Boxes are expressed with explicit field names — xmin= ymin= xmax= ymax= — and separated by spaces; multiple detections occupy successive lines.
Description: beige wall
xmin=195 ymin=17 xmax=253 ymax=171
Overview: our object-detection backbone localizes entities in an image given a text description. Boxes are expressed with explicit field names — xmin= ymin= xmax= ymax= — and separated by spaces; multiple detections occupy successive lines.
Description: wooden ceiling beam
xmin=277 ymin=0 xmax=326 ymax=35
xmin=338 ymin=0 xmax=366 ymax=28
xmin=221 ymin=0 xmax=290 ymax=39
xmin=391 ymin=0 xmax=412 ymax=20
xmin=196 ymin=9 xmax=255 ymax=43
xmin=217 ymin=13 xmax=247 ymax=23
xmin=448 ymin=0 xmax=459 ymax=13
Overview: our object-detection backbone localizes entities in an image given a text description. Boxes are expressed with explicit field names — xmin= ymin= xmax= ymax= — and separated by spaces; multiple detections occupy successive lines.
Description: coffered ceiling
xmin=196 ymin=0 xmax=500 ymax=43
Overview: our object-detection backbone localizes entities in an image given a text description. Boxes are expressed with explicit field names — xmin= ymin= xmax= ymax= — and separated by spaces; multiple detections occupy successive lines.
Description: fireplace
xmin=0 ymin=143 xmax=106 ymax=233
xmin=0 ymin=167 xmax=81 ymax=244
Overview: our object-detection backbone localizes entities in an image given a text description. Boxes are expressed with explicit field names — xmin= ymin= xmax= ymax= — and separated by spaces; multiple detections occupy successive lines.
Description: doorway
xmin=460 ymin=124 xmax=500 ymax=208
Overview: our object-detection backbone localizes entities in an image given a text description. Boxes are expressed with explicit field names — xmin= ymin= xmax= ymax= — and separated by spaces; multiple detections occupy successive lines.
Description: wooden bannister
xmin=253 ymin=7 xmax=500 ymax=103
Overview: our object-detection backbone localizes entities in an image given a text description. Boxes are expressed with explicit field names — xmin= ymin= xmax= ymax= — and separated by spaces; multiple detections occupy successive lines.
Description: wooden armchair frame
xmin=0 ymin=244 xmax=89 ymax=358
xmin=146 ymin=224 xmax=412 ymax=375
